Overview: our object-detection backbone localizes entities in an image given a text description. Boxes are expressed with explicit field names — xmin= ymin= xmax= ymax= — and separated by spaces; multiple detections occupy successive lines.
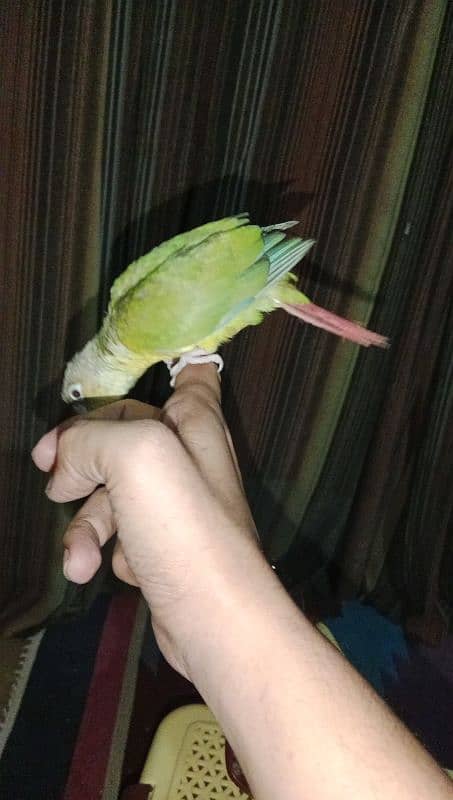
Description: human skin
xmin=32 ymin=366 xmax=453 ymax=800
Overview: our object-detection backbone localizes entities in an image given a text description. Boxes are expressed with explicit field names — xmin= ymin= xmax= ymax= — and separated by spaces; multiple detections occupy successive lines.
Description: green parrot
xmin=62 ymin=213 xmax=388 ymax=406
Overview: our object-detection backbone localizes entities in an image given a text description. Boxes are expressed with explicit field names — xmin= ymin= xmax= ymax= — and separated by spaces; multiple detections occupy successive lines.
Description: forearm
xmin=33 ymin=383 xmax=451 ymax=799
xmin=182 ymin=543 xmax=452 ymax=800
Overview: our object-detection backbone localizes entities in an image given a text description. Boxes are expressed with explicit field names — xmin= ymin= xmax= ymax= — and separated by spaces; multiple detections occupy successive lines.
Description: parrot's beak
xmin=72 ymin=401 xmax=88 ymax=414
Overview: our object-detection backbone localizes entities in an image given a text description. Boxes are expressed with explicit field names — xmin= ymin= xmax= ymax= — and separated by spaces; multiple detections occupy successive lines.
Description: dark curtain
xmin=1 ymin=0 xmax=451 ymax=640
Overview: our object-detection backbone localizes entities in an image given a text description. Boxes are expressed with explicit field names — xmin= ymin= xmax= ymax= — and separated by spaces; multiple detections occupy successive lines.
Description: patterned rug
xmin=0 ymin=590 xmax=146 ymax=800
xmin=1 ymin=596 xmax=452 ymax=799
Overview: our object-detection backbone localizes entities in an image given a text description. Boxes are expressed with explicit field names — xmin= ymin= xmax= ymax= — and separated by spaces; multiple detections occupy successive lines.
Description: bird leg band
xmin=165 ymin=348 xmax=224 ymax=387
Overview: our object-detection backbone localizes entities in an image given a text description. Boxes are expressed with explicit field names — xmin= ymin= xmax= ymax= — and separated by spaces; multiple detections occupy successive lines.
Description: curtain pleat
xmin=1 ymin=0 xmax=451 ymax=638
xmin=1 ymin=0 xmax=112 ymax=632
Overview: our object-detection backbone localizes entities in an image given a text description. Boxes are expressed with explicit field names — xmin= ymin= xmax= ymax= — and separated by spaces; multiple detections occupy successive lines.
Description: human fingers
xmin=165 ymin=363 xmax=249 ymax=515
xmin=173 ymin=361 xmax=221 ymax=403
xmin=62 ymin=487 xmax=115 ymax=583
xmin=32 ymin=399 xmax=160 ymax=473
xmin=63 ymin=486 xmax=140 ymax=587
xmin=85 ymin=399 xmax=161 ymax=422
xmin=34 ymin=418 xmax=163 ymax=503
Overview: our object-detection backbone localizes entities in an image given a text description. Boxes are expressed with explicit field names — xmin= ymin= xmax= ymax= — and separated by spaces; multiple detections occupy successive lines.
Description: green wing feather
xmin=108 ymin=214 xmax=250 ymax=308
xmin=109 ymin=219 xmax=267 ymax=353
xmin=104 ymin=215 xmax=314 ymax=358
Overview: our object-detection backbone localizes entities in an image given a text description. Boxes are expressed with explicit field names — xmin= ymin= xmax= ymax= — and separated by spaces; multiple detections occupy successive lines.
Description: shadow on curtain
xmin=1 ymin=0 xmax=451 ymax=641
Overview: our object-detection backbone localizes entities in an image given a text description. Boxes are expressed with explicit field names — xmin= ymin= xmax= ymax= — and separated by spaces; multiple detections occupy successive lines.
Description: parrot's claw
xmin=165 ymin=348 xmax=224 ymax=388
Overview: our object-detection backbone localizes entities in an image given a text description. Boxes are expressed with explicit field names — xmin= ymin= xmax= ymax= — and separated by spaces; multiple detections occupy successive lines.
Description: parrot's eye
xmin=68 ymin=383 xmax=83 ymax=401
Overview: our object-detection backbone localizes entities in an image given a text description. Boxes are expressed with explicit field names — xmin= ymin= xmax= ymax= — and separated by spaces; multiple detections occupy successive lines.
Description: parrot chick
xmin=62 ymin=213 xmax=388 ymax=406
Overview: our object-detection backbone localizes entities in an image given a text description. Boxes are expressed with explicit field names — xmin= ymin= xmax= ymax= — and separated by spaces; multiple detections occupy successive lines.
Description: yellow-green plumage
xmin=109 ymin=214 xmax=251 ymax=306
xmin=109 ymin=219 xmax=270 ymax=354
xmin=62 ymin=213 xmax=387 ymax=404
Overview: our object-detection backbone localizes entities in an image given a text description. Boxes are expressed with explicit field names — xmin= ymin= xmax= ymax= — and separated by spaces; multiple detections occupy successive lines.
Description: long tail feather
xmin=281 ymin=302 xmax=389 ymax=348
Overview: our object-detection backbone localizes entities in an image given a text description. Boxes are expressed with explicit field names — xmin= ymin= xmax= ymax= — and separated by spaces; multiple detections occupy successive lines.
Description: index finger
xmin=165 ymin=361 xmax=247 ymax=502
xmin=173 ymin=362 xmax=221 ymax=403
xmin=31 ymin=399 xmax=160 ymax=472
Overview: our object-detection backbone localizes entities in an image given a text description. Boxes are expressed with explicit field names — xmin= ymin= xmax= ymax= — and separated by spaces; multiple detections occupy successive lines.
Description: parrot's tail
xmin=281 ymin=302 xmax=390 ymax=348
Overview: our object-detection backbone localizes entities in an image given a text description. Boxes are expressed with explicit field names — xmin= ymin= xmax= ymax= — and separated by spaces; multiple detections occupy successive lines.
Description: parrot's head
xmin=61 ymin=339 xmax=135 ymax=409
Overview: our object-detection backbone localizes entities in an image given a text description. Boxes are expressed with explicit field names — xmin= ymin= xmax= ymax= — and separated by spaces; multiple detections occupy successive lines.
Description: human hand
xmin=32 ymin=365 xmax=260 ymax=676
xmin=32 ymin=371 xmax=453 ymax=800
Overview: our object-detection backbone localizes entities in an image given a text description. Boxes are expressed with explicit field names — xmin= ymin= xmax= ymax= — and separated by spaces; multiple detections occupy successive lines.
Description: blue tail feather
xmin=264 ymin=237 xmax=315 ymax=289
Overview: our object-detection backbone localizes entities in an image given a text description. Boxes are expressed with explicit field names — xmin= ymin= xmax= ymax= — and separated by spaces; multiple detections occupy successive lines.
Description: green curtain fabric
xmin=1 ymin=1 xmax=451 ymax=639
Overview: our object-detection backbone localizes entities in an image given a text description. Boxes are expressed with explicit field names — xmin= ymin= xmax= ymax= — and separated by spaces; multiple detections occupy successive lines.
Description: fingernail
xmin=63 ymin=549 xmax=71 ymax=579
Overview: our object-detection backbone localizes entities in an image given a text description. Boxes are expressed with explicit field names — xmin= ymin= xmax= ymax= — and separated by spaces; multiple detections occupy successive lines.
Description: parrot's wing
xmin=212 ymin=235 xmax=315 ymax=332
xmin=108 ymin=214 xmax=250 ymax=309
xmin=109 ymin=221 xmax=268 ymax=354
xmin=263 ymin=237 xmax=315 ymax=291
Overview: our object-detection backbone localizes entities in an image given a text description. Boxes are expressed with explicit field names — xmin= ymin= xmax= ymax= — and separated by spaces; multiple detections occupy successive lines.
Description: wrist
xmin=177 ymin=539 xmax=292 ymax=683
xmin=144 ymin=530 xmax=276 ymax=681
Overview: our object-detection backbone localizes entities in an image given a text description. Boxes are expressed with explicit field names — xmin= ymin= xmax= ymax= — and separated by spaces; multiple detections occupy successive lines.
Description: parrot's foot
xmin=165 ymin=348 xmax=224 ymax=387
